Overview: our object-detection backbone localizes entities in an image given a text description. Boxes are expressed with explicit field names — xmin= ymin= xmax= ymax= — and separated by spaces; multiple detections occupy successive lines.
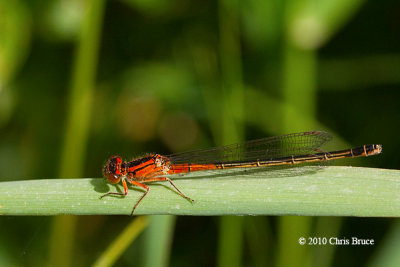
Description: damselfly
xmin=101 ymin=131 xmax=382 ymax=215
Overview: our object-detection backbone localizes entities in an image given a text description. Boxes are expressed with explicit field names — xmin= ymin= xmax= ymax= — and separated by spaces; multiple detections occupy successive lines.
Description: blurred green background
xmin=1 ymin=0 xmax=400 ymax=266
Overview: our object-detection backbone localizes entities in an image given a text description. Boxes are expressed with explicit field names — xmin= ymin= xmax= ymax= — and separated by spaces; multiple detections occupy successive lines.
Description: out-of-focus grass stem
xmin=47 ymin=0 xmax=106 ymax=266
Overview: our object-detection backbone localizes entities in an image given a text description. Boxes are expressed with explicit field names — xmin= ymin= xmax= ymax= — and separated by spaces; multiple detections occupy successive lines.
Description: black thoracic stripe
xmin=126 ymin=157 xmax=155 ymax=175
xmin=128 ymin=163 xmax=153 ymax=175
xmin=128 ymin=156 xmax=154 ymax=165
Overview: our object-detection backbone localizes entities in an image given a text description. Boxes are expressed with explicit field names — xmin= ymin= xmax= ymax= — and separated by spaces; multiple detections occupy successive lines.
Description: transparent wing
xmin=168 ymin=131 xmax=332 ymax=164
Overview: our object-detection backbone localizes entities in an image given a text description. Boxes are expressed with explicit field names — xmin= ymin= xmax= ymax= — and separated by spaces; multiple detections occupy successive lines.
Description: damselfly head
xmin=103 ymin=155 xmax=123 ymax=183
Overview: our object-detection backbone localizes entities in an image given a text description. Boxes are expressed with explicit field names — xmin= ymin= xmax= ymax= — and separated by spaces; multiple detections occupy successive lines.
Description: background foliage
xmin=0 ymin=0 xmax=399 ymax=266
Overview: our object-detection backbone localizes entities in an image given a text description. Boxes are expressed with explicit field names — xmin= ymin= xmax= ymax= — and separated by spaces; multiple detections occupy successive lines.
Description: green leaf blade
xmin=0 ymin=166 xmax=399 ymax=216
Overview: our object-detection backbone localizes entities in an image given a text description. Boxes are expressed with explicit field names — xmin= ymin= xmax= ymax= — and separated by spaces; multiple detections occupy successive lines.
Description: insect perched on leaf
xmin=100 ymin=131 xmax=382 ymax=215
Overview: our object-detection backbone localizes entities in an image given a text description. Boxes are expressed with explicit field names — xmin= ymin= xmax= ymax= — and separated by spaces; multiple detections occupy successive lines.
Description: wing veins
xmin=169 ymin=131 xmax=332 ymax=164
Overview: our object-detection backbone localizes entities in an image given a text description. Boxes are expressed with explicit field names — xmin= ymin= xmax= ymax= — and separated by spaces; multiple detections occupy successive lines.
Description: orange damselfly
xmin=101 ymin=131 xmax=382 ymax=215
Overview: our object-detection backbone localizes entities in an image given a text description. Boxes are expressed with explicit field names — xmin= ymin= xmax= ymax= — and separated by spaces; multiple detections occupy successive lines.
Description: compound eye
xmin=103 ymin=156 xmax=123 ymax=183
